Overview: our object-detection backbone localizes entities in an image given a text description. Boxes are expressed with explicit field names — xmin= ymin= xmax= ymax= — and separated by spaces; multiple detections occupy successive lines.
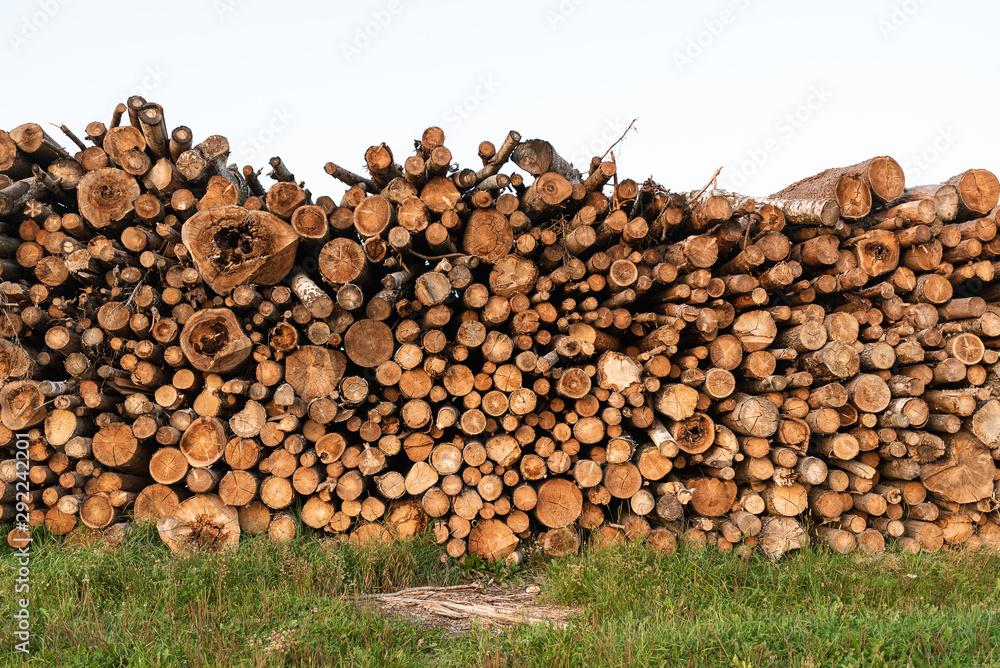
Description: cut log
xmin=180 ymin=309 xmax=252 ymax=373
xmin=76 ymin=167 xmax=140 ymax=229
xmin=947 ymin=169 xmax=1000 ymax=216
xmin=285 ymin=346 xmax=348 ymax=401
xmin=468 ymin=519 xmax=518 ymax=562
xmin=534 ymin=479 xmax=583 ymax=528
xmin=920 ymin=431 xmax=996 ymax=503
xmin=759 ymin=516 xmax=806 ymax=559
xmin=157 ymin=494 xmax=240 ymax=553
xmin=182 ymin=206 xmax=299 ymax=294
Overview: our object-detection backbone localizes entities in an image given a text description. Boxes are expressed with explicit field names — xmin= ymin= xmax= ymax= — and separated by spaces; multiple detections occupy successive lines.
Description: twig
xmin=357 ymin=583 xmax=480 ymax=599
xmin=407 ymin=250 xmax=465 ymax=261
xmin=599 ymin=118 xmax=638 ymax=161
xmin=684 ymin=166 xmax=724 ymax=211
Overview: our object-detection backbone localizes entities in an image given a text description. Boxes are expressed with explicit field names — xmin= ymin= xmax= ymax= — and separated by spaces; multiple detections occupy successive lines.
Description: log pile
xmin=3 ymin=99 xmax=1000 ymax=560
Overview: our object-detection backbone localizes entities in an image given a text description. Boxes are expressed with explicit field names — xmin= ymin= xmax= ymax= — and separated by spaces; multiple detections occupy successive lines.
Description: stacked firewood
xmin=2 ymin=98 xmax=1000 ymax=561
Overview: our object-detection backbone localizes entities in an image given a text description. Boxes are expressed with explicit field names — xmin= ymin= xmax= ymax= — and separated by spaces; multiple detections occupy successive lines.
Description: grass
xmin=1 ymin=524 xmax=999 ymax=667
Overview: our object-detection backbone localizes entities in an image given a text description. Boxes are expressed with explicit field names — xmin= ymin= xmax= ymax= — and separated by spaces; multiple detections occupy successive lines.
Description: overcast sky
xmin=4 ymin=0 xmax=996 ymax=200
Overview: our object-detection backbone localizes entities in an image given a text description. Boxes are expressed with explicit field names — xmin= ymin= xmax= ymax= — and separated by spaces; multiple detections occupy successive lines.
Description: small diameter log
xmin=290 ymin=271 xmax=334 ymax=319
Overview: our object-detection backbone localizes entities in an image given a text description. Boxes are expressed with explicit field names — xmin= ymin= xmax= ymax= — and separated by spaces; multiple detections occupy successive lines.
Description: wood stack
xmin=2 ymin=99 xmax=1000 ymax=560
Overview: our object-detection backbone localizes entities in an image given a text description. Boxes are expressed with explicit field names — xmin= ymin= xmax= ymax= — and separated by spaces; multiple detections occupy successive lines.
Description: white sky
xmin=4 ymin=0 xmax=996 ymax=200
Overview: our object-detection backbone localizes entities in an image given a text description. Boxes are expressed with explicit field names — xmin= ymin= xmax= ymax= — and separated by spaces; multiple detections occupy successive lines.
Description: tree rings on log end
xmin=180 ymin=308 xmax=252 ymax=373
xmin=182 ymin=205 xmax=298 ymax=295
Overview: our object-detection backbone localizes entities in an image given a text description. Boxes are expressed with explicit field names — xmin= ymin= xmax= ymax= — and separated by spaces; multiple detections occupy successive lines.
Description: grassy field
xmin=2 ymin=524 xmax=1000 ymax=667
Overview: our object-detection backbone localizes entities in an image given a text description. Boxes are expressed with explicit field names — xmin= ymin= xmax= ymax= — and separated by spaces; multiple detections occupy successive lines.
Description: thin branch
xmin=407 ymin=250 xmax=465 ymax=261
xmin=684 ymin=166 xmax=724 ymax=211
xmin=599 ymin=118 xmax=638 ymax=161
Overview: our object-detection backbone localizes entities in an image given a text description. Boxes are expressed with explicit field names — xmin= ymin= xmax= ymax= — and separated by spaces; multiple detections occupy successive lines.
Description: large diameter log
xmin=93 ymin=423 xmax=152 ymax=474
xmin=319 ymin=237 xmax=367 ymax=287
xmin=845 ymin=374 xmax=891 ymax=413
xmin=723 ymin=393 xmax=779 ymax=438
xmin=0 ymin=339 xmax=33 ymax=381
xmin=853 ymin=230 xmax=899 ymax=277
xmin=156 ymin=493 xmax=240 ymax=553
xmin=903 ymin=520 xmax=944 ymax=552
xmin=386 ymin=499 xmax=427 ymax=540
xmin=485 ymin=435 xmax=521 ymax=468
xmin=800 ymin=342 xmax=860 ymax=380
xmin=149 ymin=447 xmax=189 ymax=485
xmin=603 ymin=463 xmax=642 ymax=499
xmin=542 ymin=527 xmax=581 ymax=557
xmin=920 ymin=431 xmax=996 ymax=504
xmin=971 ymin=400 xmax=1000 ymax=449
xmin=511 ymin=139 xmax=580 ymax=181
xmin=0 ymin=130 xmax=31 ymax=177
xmin=468 ymin=519 xmax=519 ymax=562
xmin=344 ymin=320 xmax=394 ymax=369
xmin=688 ymin=477 xmax=737 ymax=517
xmin=772 ymin=161 xmax=884 ymax=220
xmin=76 ymin=167 xmax=140 ymax=228
xmin=731 ymin=311 xmax=777 ymax=351
xmin=753 ymin=196 xmax=840 ymax=226
xmin=762 ymin=483 xmax=808 ymax=516
xmin=80 ymin=493 xmax=121 ymax=529
xmin=353 ymin=195 xmax=394 ymax=237
xmin=947 ymin=169 xmax=1000 ymax=216
xmin=181 ymin=206 xmax=298 ymax=294
xmin=653 ymin=384 xmax=699 ymax=421
xmin=759 ymin=517 xmax=806 ymax=559
xmin=556 ymin=368 xmax=591 ymax=399
xmin=180 ymin=308 xmax=252 ymax=373
xmin=0 ymin=380 xmax=47 ymax=430
xmin=414 ymin=272 xmax=452 ymax=306
xmin=285 ymin=346 xmax=347 ymax=401
xmin=670 ymin=413 xmax=716 ymax=454
xmin=489 ymin=255 xmax=538 ymax=297
xmin=850 ymin=156 xmax=905 ymax=203
xmin=462 ymin=208 xmax=513 ymax=262
xmin=134 ymin=484 xmax=182 ymax=521
xmin=595 ymin=351 xmax=642 ymax=394
xmin=520 ymin=172 xmax=572 ymax=218
xmin=179 ymin=416 xmax=227 ymax=468
xmin=534 ymin=479 xmax=583 ymax=528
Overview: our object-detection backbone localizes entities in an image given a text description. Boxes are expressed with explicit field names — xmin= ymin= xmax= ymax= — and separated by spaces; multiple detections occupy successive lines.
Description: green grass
xmin=2 ymin=525 xmax=999 ymax=667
